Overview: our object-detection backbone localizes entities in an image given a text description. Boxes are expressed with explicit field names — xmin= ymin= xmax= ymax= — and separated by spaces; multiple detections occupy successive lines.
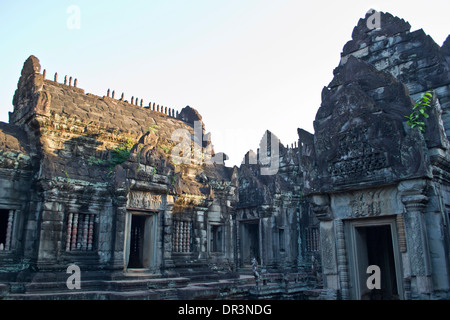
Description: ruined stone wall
xmin=4 ymin=55 xmax=236 ymax=275
xmin=0 ymin=123 xmax=35 ymax=277
xmin=236 ymin=131 xmax=316 ymax=272
xmin=338 ymin=12 xmax=450 ymax=136
xmin=300 ymin=12 xmax=450 ymax=300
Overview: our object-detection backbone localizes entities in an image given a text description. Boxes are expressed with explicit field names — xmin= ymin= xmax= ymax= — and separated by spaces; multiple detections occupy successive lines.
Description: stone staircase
xmin=0 ymin=268 xmax=321 ymax=300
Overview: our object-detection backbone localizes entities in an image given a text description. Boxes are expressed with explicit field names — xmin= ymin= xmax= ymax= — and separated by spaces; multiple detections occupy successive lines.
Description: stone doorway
xmin=240 ymin=220 xmax=260 ymax=266
xmin=124 ymin=211 xmax=157 ymax=271
xmin=347 ymin=218 xmax=403 ymax=300
xmin=128 ymin=215 xmax=145 ymax=268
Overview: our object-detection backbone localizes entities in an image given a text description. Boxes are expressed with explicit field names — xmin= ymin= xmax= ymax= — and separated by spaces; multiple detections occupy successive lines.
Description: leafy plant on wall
xmin=405 ymin=90 xmax=434 ymax=132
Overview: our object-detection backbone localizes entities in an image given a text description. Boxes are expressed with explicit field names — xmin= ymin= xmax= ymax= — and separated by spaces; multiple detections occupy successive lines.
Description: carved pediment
xmin=127 ymin=190 xmax=163 ymax=210
xmin=304 ymin=56 xmax=431 ymax=194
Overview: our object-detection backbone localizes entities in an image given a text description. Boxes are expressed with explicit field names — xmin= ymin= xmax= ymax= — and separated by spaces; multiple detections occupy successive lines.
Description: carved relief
xmin=328 ymin=127 xmax=388 ymax=178
xmin=127 ymin=191 xmax=163 ymax=210
xmin=320 ymin=226 xmax=335 ymax=272
xmin=349 ymin=190 xmax=382 ymax=217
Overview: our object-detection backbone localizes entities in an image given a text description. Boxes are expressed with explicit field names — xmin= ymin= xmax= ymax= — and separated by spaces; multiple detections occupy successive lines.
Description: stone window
xmin=173 ymin=220 xmax=192 ymax=253
xmin=306 ymin=227 xmax=320 ymax=252
xmin=210 ymin=225 xmax=223 ymax=253
xmin=278 ymin=228 xmax=285 ymax=252
xmin=65 ymin=213 xmax=96 ymax=252
xmin=0 ymin=209 xmax=15 ymax=251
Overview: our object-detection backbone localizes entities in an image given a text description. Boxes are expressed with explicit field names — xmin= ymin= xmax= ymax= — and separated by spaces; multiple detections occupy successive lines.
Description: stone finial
xmin=69 ymin=76 xmax=73 ymax=86
xmin=54 ymin=72 xmax=58 ymax=82
xmin=43 ymin=69 xmax=46 ymax=79
xmin=152 ymin=103 xmax=155 ymax=111
xmin=21 ymin=56 xmax=41 ymax=77
xmin=112 ymin=90 xmax=115 ymax=99
xmin=120 ymin=93 xmax=124 ymax=100
xmin=140 ymin=99 xmax=143 ymax=107
xmin=131 ymin=96 xmax=134 ymax=105
xmin=157 ymin=105 xmax=160 ymax=112
xmin=64 ymin=75 xmax=67 ymax=85
xmin=176 ymin=110 xmax=179 ymax=118
xmin=74 ymin=79 xmax=77 ymax=88
xmin=165 ymin=106 xmax=167 ymax=114
xmin=107 ymin=89 xmax=110 ymax=97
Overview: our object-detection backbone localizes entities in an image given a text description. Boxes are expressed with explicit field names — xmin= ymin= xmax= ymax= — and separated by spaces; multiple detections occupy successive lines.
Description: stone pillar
xmin=37 ymin=198 xmax=65 ymax=268
xmin=196 ymin=209 xmax=207 ymax=259
xmin=162 ymin=201 xmax=175 ymax=269
xmin=399 ymin=179 xmax=433 ymax=298
xmin=110 ymin=188 xmax=128 ymax=271
xmin=4 ymin=210 xmax=15 ymax=251
xmin=335 ymin=219 xmax=349 ymax=300
xmin=310 ymin=194 xmax=340 ymax=300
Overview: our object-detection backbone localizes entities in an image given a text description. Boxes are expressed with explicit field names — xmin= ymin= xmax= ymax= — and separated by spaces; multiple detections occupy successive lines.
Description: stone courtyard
xmin=0 ymin=11 xmax=449 ymax=300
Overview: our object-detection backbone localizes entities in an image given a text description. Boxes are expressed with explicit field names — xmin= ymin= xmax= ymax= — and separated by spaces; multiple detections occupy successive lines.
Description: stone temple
xmin=0 ymin=11 xmax=449 ymax=300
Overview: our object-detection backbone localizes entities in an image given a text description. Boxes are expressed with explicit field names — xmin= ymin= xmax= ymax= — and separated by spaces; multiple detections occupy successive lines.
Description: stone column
xmin=310 ymin=194 xmax=339 ymax=299
xmin=162 ymin=200 xmax=175 ymax=269
xmin=110 ymin=187 xmax=128 ymax=271
xmin=196 ymin=208 xmax=207 ymax=259
xmin=399 ymin=179 xmax=433 ymax=298
xmin=335 ymin=219 xmax=349 ymax=300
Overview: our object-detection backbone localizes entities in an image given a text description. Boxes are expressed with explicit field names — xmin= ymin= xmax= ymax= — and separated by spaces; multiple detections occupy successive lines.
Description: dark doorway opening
xmin=127 ymin=215 xmax=146 ymax=268
xmin=240 ymin=221 xmax=260 ymax=266
xmin=356 ymin=225 xmax=399 ymax=300
xmin=0 ymin=209 xmax=8 ymax=249
xmin=211 ymin=225 xmax=223 ymax=253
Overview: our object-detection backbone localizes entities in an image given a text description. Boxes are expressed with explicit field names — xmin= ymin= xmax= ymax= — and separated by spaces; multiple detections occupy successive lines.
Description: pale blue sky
xmin=0 ymin=0 xmax=449 ymax=166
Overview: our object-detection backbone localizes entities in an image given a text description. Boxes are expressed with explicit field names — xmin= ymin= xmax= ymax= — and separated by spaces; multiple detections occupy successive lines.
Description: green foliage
xmin=136 ymin=145 xmax=143 ymax=171
xmin=152 ymin=167 xmax=157 ymax=175
xmin=109 ymin=139 xmax=134 ymax=169
xmin=88 ymin=156 xmax=107 ymax=166
xmin=148 ymin=124 xmax=160 ymax=134
xmin=87 ymin=139 xmax=135 ymax=174
xmin=405 ymin=90 xmax=434 ymax=132
xmin=158 ymin=145 xmax=170 ymax=154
